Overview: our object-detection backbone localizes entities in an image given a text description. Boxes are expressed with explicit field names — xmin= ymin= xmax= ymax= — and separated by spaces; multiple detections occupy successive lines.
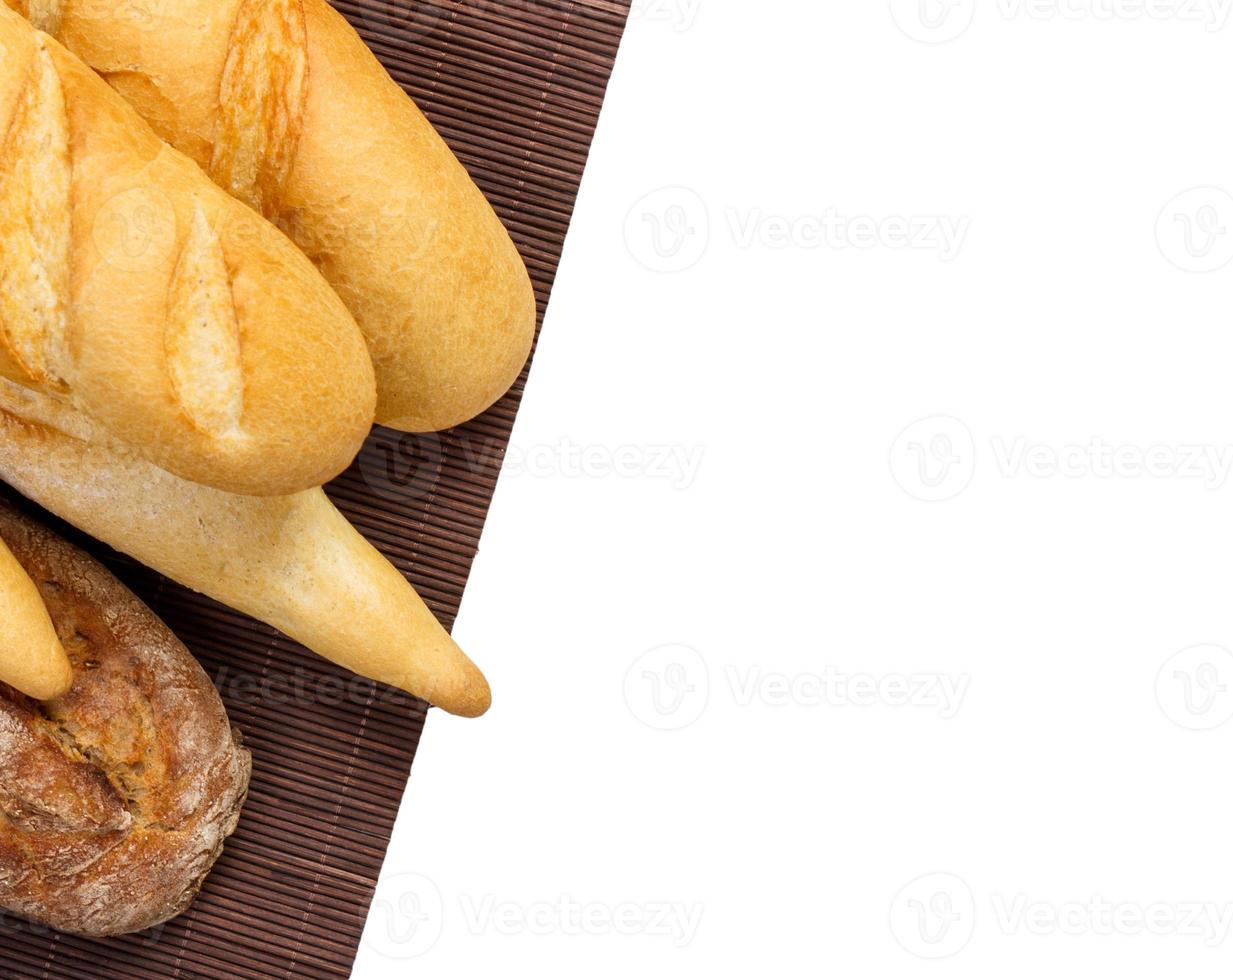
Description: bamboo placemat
xmin=0 ymin=1 xmax=629 ymax=976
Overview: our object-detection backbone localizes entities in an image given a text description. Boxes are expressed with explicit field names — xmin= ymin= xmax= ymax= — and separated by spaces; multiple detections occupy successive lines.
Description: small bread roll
xmin=0 ymin=535 xmax=71 ymax=699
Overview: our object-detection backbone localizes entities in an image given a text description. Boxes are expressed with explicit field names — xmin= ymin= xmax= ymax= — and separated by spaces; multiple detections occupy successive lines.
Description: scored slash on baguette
xmin=211 ymin=0 xmax=308 ymax=219
xmin=13 ymin=0 xmax=58 ymax=34
xmin=0 ymin=33 xmax=71 ymax=390
xmin=0 ymin=380 xmax=492 ymax=718
xmin=164 ymin=207 xmax=246 ymax=438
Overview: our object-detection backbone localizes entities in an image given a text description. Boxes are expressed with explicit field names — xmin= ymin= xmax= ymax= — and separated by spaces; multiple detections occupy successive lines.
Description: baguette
xmin=0 ymin=535 xmax=72 ymax=699
xmin=10 ymin=0 xmax=537 ymax=432
xmin=0 ymin=5 xmax=377 ymax=496
xmin=0 ymin=381 xmax=491 ymax=717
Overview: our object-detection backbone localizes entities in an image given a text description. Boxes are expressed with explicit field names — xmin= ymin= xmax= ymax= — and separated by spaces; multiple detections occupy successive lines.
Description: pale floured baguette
xmin=0 ymin=382 xmax=491 ymax=717
xmin=0 ymin=5 xmax=377 ymax=496
xmin=8 ymin=0 xmax=537 ymax=433
xmin=0 ymin=534 xmax=72 ymax=699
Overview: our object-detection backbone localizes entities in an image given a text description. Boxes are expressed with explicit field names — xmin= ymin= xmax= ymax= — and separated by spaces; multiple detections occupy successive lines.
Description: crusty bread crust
xmin=0 ymin=502 xmax=251 ymax=937
xmin=29 ymin=0 xmax=536 ymax=432
xmin=0 ymin=5 xmax=377 ymax=495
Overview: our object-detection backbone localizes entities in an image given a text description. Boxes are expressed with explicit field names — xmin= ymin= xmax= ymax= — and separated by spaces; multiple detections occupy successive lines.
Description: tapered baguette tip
xmin=448 ymin=680 xmax=492 ymax=719
xmin=424 ymin=663 xmax=491 ymax=719
xmin=22 ymin=655 xmax=73 ymax=701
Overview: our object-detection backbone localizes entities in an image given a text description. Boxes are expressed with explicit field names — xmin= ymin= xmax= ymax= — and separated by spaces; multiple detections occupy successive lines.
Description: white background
xmin=354 ymin=0 xmax=1233 ymax=976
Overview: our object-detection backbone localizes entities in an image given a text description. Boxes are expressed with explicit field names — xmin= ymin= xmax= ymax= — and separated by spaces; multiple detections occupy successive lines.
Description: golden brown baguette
xmin=0 ymin=5 xmax=377 ymax=496
xmin=16 ymin=0 xmax=538 ymax=433
xmin=0 ymin=381 xmax=491 ymax=717
xmin=0 ymin=535 xmax=72 ymax=699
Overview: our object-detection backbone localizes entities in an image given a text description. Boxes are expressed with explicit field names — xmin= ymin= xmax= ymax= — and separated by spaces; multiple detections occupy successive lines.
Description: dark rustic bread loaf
xmin=0 ymin=501 xmax=250 ymax=937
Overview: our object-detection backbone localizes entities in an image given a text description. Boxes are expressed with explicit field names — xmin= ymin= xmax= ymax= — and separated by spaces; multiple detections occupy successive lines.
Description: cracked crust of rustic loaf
xmin=0 ymin=502 xmax=251 ymax=937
